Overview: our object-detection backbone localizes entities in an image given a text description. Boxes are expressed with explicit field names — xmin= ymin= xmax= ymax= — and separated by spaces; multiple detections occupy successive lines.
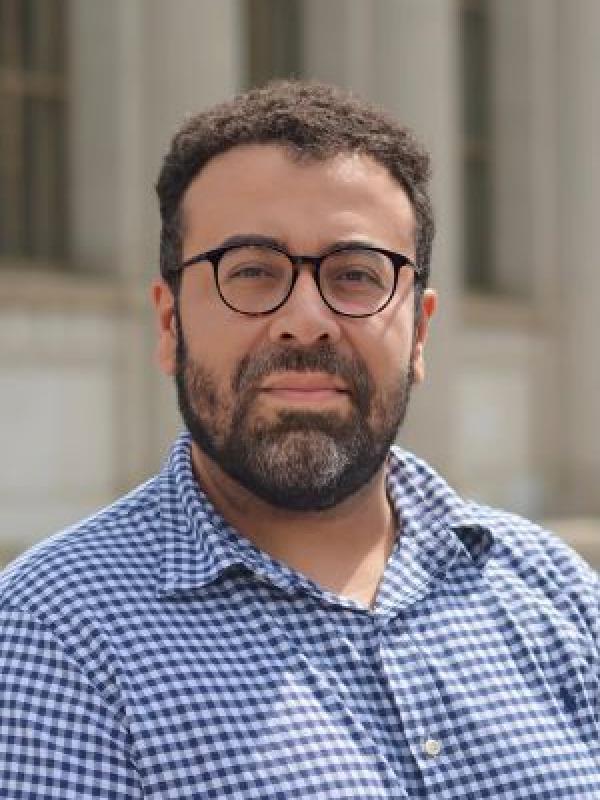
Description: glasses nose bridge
xmin=282 ymin=252 xmax=330 ymax=313
xmin=289 ymin=253 xmax=321 ymax=269
xmin=287 ymin=253 xmax=323 ymax=289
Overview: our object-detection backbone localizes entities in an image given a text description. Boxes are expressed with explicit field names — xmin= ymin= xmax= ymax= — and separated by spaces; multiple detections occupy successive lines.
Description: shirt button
xmin=423 ymin=738 xmax=442 ymax=758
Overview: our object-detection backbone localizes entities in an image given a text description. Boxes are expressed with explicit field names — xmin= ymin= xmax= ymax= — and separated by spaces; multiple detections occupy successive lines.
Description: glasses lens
xmin=217 ymin=246 xmax=293 ymax=313
xmin=321 ymin=248 xmax=395 ymax=315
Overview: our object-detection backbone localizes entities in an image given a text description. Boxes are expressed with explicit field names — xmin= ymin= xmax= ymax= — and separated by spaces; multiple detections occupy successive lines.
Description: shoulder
xmin=0 ymin=476 xmax=162 ymax=626
xmin=468 ymin=501 xmax=596 ymax=594
xmin=391 ymin=444 xmax=597 ymax=578
xmin=389 ymin=445 xmax=598 ymax=637
xmin=452 ymin=497 xmax=598 ymax=651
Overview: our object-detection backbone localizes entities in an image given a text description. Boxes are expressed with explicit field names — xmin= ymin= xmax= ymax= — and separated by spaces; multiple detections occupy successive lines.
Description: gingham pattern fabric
xmin=1 ymin=432 xmax=598 ymax=798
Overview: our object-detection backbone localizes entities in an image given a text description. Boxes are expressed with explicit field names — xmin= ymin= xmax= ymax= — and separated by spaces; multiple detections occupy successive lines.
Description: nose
xmin=267 ymin=267 xmax=342 ymax=346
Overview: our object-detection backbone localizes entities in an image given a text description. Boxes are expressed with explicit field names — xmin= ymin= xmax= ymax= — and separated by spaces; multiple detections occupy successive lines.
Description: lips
xmin=258 ymin=372 xmax=350 ymax=405
xmin=260 ymin=372 xmax=349 ymax=393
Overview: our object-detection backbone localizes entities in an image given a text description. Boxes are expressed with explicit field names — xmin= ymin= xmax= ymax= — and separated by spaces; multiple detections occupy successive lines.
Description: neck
xmin=190 ymin=443 xmax=397 ymax=608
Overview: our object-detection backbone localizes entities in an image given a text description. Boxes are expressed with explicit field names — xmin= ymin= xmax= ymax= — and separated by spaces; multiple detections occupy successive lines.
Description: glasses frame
xmin=177 ymin=240 xmax=421 ymax=318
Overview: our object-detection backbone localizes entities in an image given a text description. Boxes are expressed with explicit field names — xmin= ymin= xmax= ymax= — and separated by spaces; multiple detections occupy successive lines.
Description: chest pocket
xmin=517 ymin=594 xmax=598 ymax=742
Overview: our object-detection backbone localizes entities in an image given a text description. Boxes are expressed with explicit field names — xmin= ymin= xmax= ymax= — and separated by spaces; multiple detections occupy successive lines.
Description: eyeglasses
xmin=177 ymin=238 xmax=421 ymax=318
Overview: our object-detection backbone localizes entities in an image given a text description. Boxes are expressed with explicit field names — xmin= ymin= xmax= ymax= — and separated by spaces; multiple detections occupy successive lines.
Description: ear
xmin=412 ymin=289 xmax=437 ymax=385
xmin=151 ymin=278 xmax=178 ymax=376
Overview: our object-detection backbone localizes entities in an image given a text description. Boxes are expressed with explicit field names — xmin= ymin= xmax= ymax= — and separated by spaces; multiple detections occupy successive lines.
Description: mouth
xmin=259 ymin=373 xmax=350 ymax=406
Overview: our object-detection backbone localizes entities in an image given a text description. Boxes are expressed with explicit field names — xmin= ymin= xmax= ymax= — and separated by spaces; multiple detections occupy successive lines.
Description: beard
xmin=175 ymin=324 xmax=415 ymax=512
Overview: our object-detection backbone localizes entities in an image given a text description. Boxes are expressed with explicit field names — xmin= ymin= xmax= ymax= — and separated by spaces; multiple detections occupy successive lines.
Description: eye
xmin=323 ymin=249 xmax=392 ymax=292
xmin=219 ymin=245 xmax=289 ymax=285
xmin=327 ymin=264 xmax=388 ymax=291
xmin=225 ymin=264 xmax=276 ymax=281
xmin=335 ymin=267 xmax=383 ymax=286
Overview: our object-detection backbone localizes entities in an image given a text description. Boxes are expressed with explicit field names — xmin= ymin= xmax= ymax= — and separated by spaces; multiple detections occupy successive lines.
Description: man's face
xmin=154 ymin=144 xmax=436 ymax=511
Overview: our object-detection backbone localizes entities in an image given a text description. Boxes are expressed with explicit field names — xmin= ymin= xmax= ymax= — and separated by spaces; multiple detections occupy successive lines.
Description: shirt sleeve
xmin=0 ymin=608 xmax=143 ymax=798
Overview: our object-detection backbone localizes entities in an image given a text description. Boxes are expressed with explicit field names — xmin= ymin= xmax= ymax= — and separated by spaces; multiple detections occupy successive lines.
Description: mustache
xmin=232 ymin=343 xmax=373 ymax=412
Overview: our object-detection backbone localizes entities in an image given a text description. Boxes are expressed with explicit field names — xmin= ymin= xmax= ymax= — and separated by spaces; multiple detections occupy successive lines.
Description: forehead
xmin=180 ymin=144 xmax=416 ymax=255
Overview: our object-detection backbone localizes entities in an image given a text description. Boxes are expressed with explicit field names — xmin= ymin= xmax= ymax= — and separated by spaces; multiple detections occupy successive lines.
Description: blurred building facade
xmin=1 ymin=0 xmax=599 ymax=566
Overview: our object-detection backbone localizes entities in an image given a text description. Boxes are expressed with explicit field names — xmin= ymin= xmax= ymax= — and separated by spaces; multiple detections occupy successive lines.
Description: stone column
xmin=558 ymin=0 xmax=600 ymax=514
xmin=70 ymin=0 xmax=243 ymax=488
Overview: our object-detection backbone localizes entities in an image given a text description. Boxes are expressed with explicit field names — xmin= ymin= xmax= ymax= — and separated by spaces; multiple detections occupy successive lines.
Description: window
xmin=460 ymin=0 xmax=494 ymax=294
xmin=244 ymin=0 xmax=303 ymax=88
xmin=0 ymin=0 xmax=68 ymax=266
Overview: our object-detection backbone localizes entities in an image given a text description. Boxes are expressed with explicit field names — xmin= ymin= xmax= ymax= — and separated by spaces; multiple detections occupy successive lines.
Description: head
xmin=157 ymin=80 xmax=434 ymax=302
xmin=154 ymin=80 xmax=437 ymax=511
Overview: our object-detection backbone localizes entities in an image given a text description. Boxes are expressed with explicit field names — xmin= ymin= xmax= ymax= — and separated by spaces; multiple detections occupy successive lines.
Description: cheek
xmin=351 ymin=324 xmax=412 ymax=385
xmin=185 ymin=338 xmax=236 ymax=390
xmin=177 ymin=276 xmax=243 ymax=381
xmin=180 ymin=313 xmax=264 ymax=395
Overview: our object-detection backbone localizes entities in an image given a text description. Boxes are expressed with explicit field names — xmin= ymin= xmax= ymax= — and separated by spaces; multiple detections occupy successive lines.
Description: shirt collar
xmin=158 ymin=432 xmax=496 ymax=598
xmin=159 ymin=432 xmax=252 ymax=595
xmin=385 ymin=447 xmax=496 ymax=563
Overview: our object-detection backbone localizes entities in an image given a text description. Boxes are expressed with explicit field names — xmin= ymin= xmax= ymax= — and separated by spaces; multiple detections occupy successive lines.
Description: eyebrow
xmin=217 ymin=233 xmax=384 ymax=254
xmin=219 ymin=233 xmax=283 ymax=249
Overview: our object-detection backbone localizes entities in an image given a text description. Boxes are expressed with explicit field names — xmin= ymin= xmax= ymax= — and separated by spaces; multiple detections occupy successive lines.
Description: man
xmin=0 ymin=81 xmax=598 ymax=798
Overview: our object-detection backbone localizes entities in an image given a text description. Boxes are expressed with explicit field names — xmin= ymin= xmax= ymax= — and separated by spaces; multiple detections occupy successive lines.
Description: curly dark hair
xmin=156 ymin=80 xmax=435 ymax=302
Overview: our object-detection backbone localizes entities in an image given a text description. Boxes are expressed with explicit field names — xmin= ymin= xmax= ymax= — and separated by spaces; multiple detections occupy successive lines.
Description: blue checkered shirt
xmin=1 ymin=432 xmax=598 ymax=798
